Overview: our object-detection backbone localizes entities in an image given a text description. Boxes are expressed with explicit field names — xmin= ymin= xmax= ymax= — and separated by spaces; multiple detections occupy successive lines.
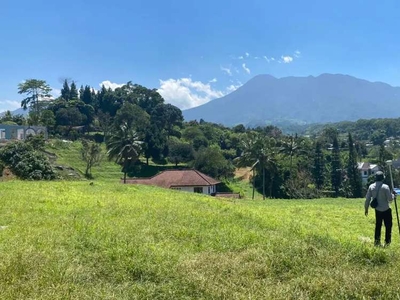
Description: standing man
xmin=365 ymin=171 xmax=395 ymax=247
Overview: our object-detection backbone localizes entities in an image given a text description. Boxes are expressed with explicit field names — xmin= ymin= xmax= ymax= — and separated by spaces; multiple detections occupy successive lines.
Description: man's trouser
xmin=375 ymin=208 xmax=393 ymax=245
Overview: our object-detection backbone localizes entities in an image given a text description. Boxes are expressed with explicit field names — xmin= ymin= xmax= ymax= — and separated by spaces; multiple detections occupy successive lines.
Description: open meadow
xmin=1 ymin=181 xmax=400 ymax=299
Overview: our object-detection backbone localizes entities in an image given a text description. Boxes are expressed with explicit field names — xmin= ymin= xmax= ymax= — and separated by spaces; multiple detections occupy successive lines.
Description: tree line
xmin=1 ymin=79 xmax=399 ymax=198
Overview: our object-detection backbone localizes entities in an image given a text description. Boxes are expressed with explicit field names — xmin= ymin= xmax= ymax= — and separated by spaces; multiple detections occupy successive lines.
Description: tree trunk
xmin=123 ymin=171 xmax=127 ymax=184
xmin=270 ymin=174 xmax=274 ymax=199
xmin=146 ymin=157 xmax=149 ymax=165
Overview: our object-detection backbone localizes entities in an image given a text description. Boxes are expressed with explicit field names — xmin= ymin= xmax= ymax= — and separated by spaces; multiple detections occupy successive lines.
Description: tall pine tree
xmin=346 ymin=133 xmax=363 ymax=198
xmin=61 ymin=79 xmax=70 ymax=100
xmin=70 ymin=81 xmax=79 ymax=100
xmin=313 ymin=140 xmax=325 ymax=190
xmin=331 ymin=135 xmax=342 ymax=197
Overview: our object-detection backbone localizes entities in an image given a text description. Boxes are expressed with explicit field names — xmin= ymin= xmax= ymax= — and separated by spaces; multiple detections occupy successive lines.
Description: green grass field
xmin=1 ymin=181 xmax=399 ymax=299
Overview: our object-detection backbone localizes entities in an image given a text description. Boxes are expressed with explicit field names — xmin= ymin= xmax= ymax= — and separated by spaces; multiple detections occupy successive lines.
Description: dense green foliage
xmin=4 ymin=78 xmax=400 ymax=197
xmin=0 ymin=138 xmax=56 ymax=180
xmin=0 ymin=181 xmax=400 ymax=299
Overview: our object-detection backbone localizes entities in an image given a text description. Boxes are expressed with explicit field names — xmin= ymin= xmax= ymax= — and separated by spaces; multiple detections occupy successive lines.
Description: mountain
xmin=182 ymin=74 xmax=400 ymax=126
xmin=0 ymin=107 xmax=29 ymax=117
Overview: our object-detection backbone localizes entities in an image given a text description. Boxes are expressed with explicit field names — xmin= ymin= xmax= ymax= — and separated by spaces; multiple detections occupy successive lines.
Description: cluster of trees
xmin=3 ymin=78 xmax=399 ymax=197
xmin=305 ymin=118 xmax=400 ymax=143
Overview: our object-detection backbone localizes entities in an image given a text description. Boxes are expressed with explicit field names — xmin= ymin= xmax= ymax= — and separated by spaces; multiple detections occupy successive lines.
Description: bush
xmin=0 ymin=140 xmax=56 ymax=180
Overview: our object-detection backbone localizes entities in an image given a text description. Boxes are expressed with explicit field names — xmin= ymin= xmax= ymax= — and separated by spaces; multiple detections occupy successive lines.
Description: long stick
xmin=388 ymin=164 xmax=400 ymax=237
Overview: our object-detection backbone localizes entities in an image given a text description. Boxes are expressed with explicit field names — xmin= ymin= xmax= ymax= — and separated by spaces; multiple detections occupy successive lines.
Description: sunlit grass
xmin=1 ymin=181 xmax=399 ymax=299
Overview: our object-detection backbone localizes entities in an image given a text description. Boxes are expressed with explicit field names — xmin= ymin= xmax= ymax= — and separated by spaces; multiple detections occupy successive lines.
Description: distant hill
xmin=0 ymin=107 xmax=28 ymax=117
xmin=183 ymin=74 xmax=400 ymax=126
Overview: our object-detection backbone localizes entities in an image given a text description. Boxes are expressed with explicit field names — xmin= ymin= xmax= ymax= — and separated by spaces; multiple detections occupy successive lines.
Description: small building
xmin=124 ymin=169 xmax=220 ymax=195
xmin=358 ymin=162 xmax=380 ymax=184
xmin=0 ymin=124 xmax=47 ymax=141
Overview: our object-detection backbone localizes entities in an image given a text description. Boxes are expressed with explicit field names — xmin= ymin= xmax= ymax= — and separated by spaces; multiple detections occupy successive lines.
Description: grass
xmin=45 ymin=140 xmax=191 ymax=181
xmin=1 ymin=180 xmax=400 ymax=299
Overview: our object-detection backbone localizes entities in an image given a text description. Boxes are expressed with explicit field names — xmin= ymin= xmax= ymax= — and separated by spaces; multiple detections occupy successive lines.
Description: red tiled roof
xmin=124 ymin=169 xmax=220 ymax=188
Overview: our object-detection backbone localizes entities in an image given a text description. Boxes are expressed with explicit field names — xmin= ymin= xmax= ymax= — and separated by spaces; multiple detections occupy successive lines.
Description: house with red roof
xmin=124 ymin=169 xmax=221 ymax=195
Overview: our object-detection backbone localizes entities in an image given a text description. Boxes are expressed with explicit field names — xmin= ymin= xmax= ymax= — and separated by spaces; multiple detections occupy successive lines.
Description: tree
xmin=114 ymin=102 xmax=150 ymax=134
xmin=371 ymin=130 xmax=386 ymax=146
xmin=150 ymin=103 xmax=183 ymax=139
xmin=61 ymin=79 xmax=70 ymax=100
xmin=55 ymin=107 xmax=86 ymax=134
xmin=313 ymin=140 xmax=325 ymax=190
xmin=235 ymin=133 xmax=277 ymax=199
xmin=233 ymin=124 xmax=246 ymax=133
xmin=191 ymin=146 xmax=234 ymax=179
xmin=80 ymin=85 xmax=94 ymax=105
xmin=142 ymin=124 xmax=167 ymax=164
xmin=279 ymin=135 xmax=302 ymax=177
xmin=167 ymin=138 xmax=194 ymax=166
xmin=346 ymin=133 xmax=363 ymax=198
xmin=330 ymin=135 xmax=342 ymax=197
xmin=70 ymin=81 xmax=79 ymax=100
xmin=1 ymin=111 xmax=12 ymax=122
xmin=106 ymin=123 xmax=143 ymax=183
xmin=40 ymin=110 xmax=56 ymax=128
xmin=18 ymin=79 xmax=52 ymax=124
xmin=81 ymin=140 xmax=102 ymax=178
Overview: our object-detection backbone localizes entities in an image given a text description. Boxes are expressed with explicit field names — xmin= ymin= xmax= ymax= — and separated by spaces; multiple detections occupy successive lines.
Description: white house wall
xmin=171 ymin=185 xmax=216 ymax=195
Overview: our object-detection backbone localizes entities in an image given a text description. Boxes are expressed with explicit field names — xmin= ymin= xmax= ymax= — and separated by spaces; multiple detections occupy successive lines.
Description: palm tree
xmin=106 ymin=122 xmax=143 ymax=183
xmin=279 ymin=134 xmax=302 ymax=178
xmin=235 ymin=133 xmax=277 ymax=200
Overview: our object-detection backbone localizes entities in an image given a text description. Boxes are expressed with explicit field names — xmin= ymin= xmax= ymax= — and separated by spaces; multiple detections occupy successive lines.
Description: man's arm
xmin=384 ymin=185 xmax=394 ymax=203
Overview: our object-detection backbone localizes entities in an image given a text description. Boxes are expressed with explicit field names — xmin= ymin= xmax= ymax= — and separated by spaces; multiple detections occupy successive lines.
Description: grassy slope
xmin=46 ymin=140 xmax=196 ymax=181
xmin=1 ymin=181 xmax=400 ymax=299
xmin=46 ymin=140 xmax=122 ymax=181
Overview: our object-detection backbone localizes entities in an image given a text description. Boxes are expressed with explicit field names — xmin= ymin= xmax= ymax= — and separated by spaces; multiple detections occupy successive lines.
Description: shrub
xmin=0 ymin=140 xmax=56 ymax=180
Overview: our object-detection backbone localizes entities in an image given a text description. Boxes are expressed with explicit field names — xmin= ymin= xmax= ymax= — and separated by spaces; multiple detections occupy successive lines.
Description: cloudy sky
xmin=1 ymin=0 xmax=400 ymax=113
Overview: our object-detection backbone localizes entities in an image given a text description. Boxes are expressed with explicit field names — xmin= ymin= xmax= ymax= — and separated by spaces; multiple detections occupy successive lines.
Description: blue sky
xmin=1 ymin=0 xmax=400 ymax=112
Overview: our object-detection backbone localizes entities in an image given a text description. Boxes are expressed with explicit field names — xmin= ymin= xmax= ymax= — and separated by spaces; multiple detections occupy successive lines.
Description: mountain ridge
xmin=183 ymin=73 xmax=400 ymax=126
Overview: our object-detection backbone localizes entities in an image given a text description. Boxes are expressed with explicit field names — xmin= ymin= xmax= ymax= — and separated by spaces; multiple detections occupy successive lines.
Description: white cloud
xmin=281 ymin=56 xmax=294 ymax=63
xmin=0 ymin=100 xmax=21 ymax=113
xmin=242 ymin=63 xmax=251 ymax=74
xmin=254 ymin=56 xmax=260 ymax=60
xmin=271 ymin=57 xmax=275 ymax=61
xmin=158 ymin=78 xmax=241 ymax=109
xmin=209 ymin=78 xmax=217 ymax=83
xmin=51 ymin=87 xmax=61 ymax=98
xmin=263 ymin=56 xmax=270 ymax=63
xmin=220 ymin=66 xmax=232 ymax=76
xmin=100 ymin=80 xmax=124 ymax=90
xmin=294 ymin=50 xmax=301 ymax=58
xmin=238 ymin=56 xmax=244 ymax=60
xmin=226 ymin=83 xmax=242 ymax=93
xmin=245 ymin=52 xmax=250 ymax=57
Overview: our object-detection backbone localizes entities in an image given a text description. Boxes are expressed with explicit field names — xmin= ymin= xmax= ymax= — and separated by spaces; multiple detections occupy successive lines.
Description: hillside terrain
xmin=0 ymin=181 xmax=399 ymax=299
xmin=183 ymin=74 xmax=400 ymax=126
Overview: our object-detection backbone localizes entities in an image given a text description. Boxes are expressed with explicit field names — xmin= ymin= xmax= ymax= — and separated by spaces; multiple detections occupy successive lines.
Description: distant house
xmin=124 ymin=169 xmax=220 ymax=195
xmin=0 ymin=124 xmax=47 ymax=141
xmin=358 ymin=162 xmax=380 ymax=184
xmin=391 ymin=159 xmax=400 ymax=170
